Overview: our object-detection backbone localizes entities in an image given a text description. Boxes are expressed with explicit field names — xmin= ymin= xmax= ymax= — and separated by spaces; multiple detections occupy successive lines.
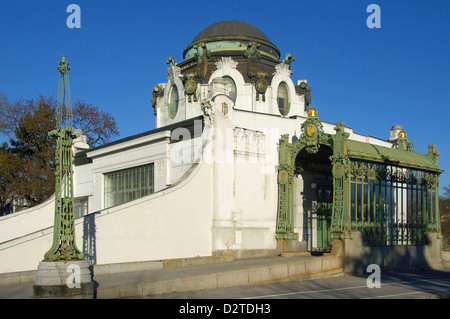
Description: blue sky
xmin=0 ymin=0 xmax=449 ymax=192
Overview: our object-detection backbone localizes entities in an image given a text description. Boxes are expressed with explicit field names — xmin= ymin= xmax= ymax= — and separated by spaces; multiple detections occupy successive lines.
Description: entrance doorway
xmin=295 ymin=145 xmax=333 ymax=251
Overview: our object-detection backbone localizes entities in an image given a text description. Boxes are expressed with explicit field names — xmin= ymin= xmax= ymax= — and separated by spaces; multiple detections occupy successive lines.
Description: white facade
xmin=0 ymin=24 xmax=397 ymax=275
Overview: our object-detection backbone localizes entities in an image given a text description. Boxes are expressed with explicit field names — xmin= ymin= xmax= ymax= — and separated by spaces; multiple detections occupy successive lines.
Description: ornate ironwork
xmin=276 ymin=109 xmax=332 ymax=238
xmin=342 ymin=161 xmax=440 ymax=246
xmin=43 ymin=56 xmax=84 ymax=261
xmin=330 ymin=122 xmax=350 ymax=235
xmin=276 ymin=135 xmax=295 ymax=236
xmin=276 ymin=114 xmax=442 ymax=247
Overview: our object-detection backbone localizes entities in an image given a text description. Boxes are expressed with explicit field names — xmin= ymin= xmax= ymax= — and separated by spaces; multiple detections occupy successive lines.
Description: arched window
xmin=168 ymin=85 xmax=179 ymax=119
xmin=222 ymin=76 xmax=237 ymax=102
xmin=277 ymin=82 xmax=290 ymax=116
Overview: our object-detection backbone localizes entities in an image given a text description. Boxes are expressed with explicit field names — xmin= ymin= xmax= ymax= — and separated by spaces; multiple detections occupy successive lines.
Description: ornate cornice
xmin=215 ymin=56 xmax=238 ymax=73
xmin=273 ymin=62 xmax=293 ymax=78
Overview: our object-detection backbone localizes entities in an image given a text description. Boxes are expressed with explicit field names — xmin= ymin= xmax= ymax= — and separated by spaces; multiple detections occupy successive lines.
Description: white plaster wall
xmin=0 ymin=231 xmax=52 ymax=273
xmin=88 ymin=160 xmax=213 ymax=265
xmin=207 ymin=83 xmax=306 ymax=252
xmin=0 ymin=160 xmax=213 ymax=274
xmin=86 ymin=131 xmax=171 ymax=212
xmin=169 ymin=135 xmax=203 ymax=185
xmin=0 ymin=195 xmax=55 ymax=244
xmin=73 ymin=161 xmax=93 ymax=198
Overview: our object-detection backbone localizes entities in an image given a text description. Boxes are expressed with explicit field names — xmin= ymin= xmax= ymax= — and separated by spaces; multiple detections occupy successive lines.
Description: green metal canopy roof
xmin=346 ymin=139 xmax=442 ymax=173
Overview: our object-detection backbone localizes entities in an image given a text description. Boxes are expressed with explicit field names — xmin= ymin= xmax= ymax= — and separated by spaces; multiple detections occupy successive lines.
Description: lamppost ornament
xmin=34 ymin=56 xmax=93 ymax=299
xmin=43 ymin=56 xmax=84 ymax=262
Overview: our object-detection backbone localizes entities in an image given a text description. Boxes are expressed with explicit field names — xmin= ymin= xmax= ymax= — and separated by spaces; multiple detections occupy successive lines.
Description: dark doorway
xmin=295 ymin=145 xmax=333 ymax=250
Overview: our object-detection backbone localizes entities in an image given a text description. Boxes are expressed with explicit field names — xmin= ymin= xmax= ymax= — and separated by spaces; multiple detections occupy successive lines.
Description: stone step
xmin=94 ymin=254 xmax=345 ymax=299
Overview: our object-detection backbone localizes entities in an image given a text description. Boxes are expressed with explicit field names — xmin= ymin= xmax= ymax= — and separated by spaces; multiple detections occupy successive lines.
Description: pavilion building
xmin=0 ymin=20 xmax=444 ymax=274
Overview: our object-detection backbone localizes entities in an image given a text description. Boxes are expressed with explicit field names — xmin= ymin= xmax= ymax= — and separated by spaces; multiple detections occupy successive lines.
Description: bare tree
xmin=0 ymin=94 xmax=119 ymax=213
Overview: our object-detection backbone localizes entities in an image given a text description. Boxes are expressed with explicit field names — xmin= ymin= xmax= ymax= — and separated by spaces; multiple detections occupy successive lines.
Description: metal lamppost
xmin=43 ymin=55 xmax=84 ymax=262
xmin=33 ymin=56 xmax=93 ymax=298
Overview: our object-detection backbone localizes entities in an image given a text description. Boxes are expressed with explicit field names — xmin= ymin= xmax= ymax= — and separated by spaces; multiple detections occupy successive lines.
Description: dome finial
xmin=308 ymin=102 xmax=317 ymax=118
xmin=398 ymin=130 xmax=407 ymax=139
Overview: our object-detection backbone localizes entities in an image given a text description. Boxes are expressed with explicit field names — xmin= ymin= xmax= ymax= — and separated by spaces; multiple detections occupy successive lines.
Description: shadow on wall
xmin=83 ymin=212 xmax=99 ymax=268
xmin=301 ymin=190 xmax=313 ymax=250
xmin=343 ymin=231 xmax=445 ymax=275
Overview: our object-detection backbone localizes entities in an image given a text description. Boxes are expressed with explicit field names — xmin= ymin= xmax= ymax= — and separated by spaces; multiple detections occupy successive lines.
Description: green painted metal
xmin=184 ymin=40 xmax=280 ymax=62
xmin=43 ymin=56 xmax=84 ymax=261
xmin=276 ymin=109 xmax=332 ymax=238
xmin=346 ymin=140 xmax=442 ymax=173
xmin=316 ymin=187 xmax=333 ymax=248
xmin=276 ymin=110 xmax=443 ymax=247
xmin=346 ymin=161 xmax=441 ymax=246
xmin=329 ymin=122 xmax=350 ymax=236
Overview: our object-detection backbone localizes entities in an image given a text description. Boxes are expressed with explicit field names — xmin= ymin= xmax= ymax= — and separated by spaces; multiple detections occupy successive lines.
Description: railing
xmin=347 ymin=161 xmax=440 ymax=246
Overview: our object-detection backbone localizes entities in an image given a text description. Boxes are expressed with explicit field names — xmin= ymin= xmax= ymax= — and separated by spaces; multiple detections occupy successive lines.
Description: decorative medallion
xmin=185 ymin=79 xmax=197 ymax=95
xmin=279 ymin=171 xmax=288 ymax=184
xmin=332 ymin=163 xmax=345 ymax=179
xmin=221 ymin=102 xmax=228 ymax=117
xmin=184 ymin=78 xmax=197 ymax=102
xmin=306 ymin=124 xmax=315 ymax=137
xmin=255 ymin=78 xmax=268 ymax=94
xmin=255 ymin=77 xmax=268 ymax=101
xmin=216 ymin=99 xmax=229 ymax=119
xmin=300 ymin=106 xmax=325 ymax=154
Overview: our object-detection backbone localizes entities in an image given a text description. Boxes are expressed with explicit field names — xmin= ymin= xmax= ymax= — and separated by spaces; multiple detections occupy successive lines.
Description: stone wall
xmin=342 ymin=231 xmax=444 ymax=274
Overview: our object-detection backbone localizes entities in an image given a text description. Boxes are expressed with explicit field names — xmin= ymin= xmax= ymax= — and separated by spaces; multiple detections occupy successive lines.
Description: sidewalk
xmin=0 ymin=253 xmax=344 ymax=299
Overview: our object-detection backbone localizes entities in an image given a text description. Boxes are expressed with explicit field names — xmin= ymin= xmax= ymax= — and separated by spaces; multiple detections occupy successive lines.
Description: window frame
xmin=277 ymin=82 xmax=290 ymax=116
xmin=104 ymin=163 xmax=155 ymax=209
xmin=74 ymin=197 xmax=88 ymax=219
xmin=222 ymin=76 xmax=237 ymax=102
xmin=168 ymin=85 xmax=179 ymax=119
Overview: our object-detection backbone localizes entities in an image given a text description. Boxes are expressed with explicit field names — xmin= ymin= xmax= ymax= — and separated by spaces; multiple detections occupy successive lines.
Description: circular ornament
xmin=332 ymin=163 xmax=345 ymax=178
xmin=185 ymin=79 xmax=197 ymax=95
xmin=255 ymin=78 xmax=268 ymax=94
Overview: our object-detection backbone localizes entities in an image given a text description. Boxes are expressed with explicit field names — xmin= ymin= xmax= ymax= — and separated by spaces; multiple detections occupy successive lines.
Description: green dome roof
xmin=183 ymin=20 xmax=280 ymax=61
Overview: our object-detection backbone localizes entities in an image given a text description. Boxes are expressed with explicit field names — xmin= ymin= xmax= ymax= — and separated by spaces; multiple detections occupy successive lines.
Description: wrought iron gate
xmin=316 ymin=187 xmax=332 ymax=248
xmin=276 ymin=109 xmax=442 ymax=247
xmin=347 ymin=161 xmax=440 ymax=246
